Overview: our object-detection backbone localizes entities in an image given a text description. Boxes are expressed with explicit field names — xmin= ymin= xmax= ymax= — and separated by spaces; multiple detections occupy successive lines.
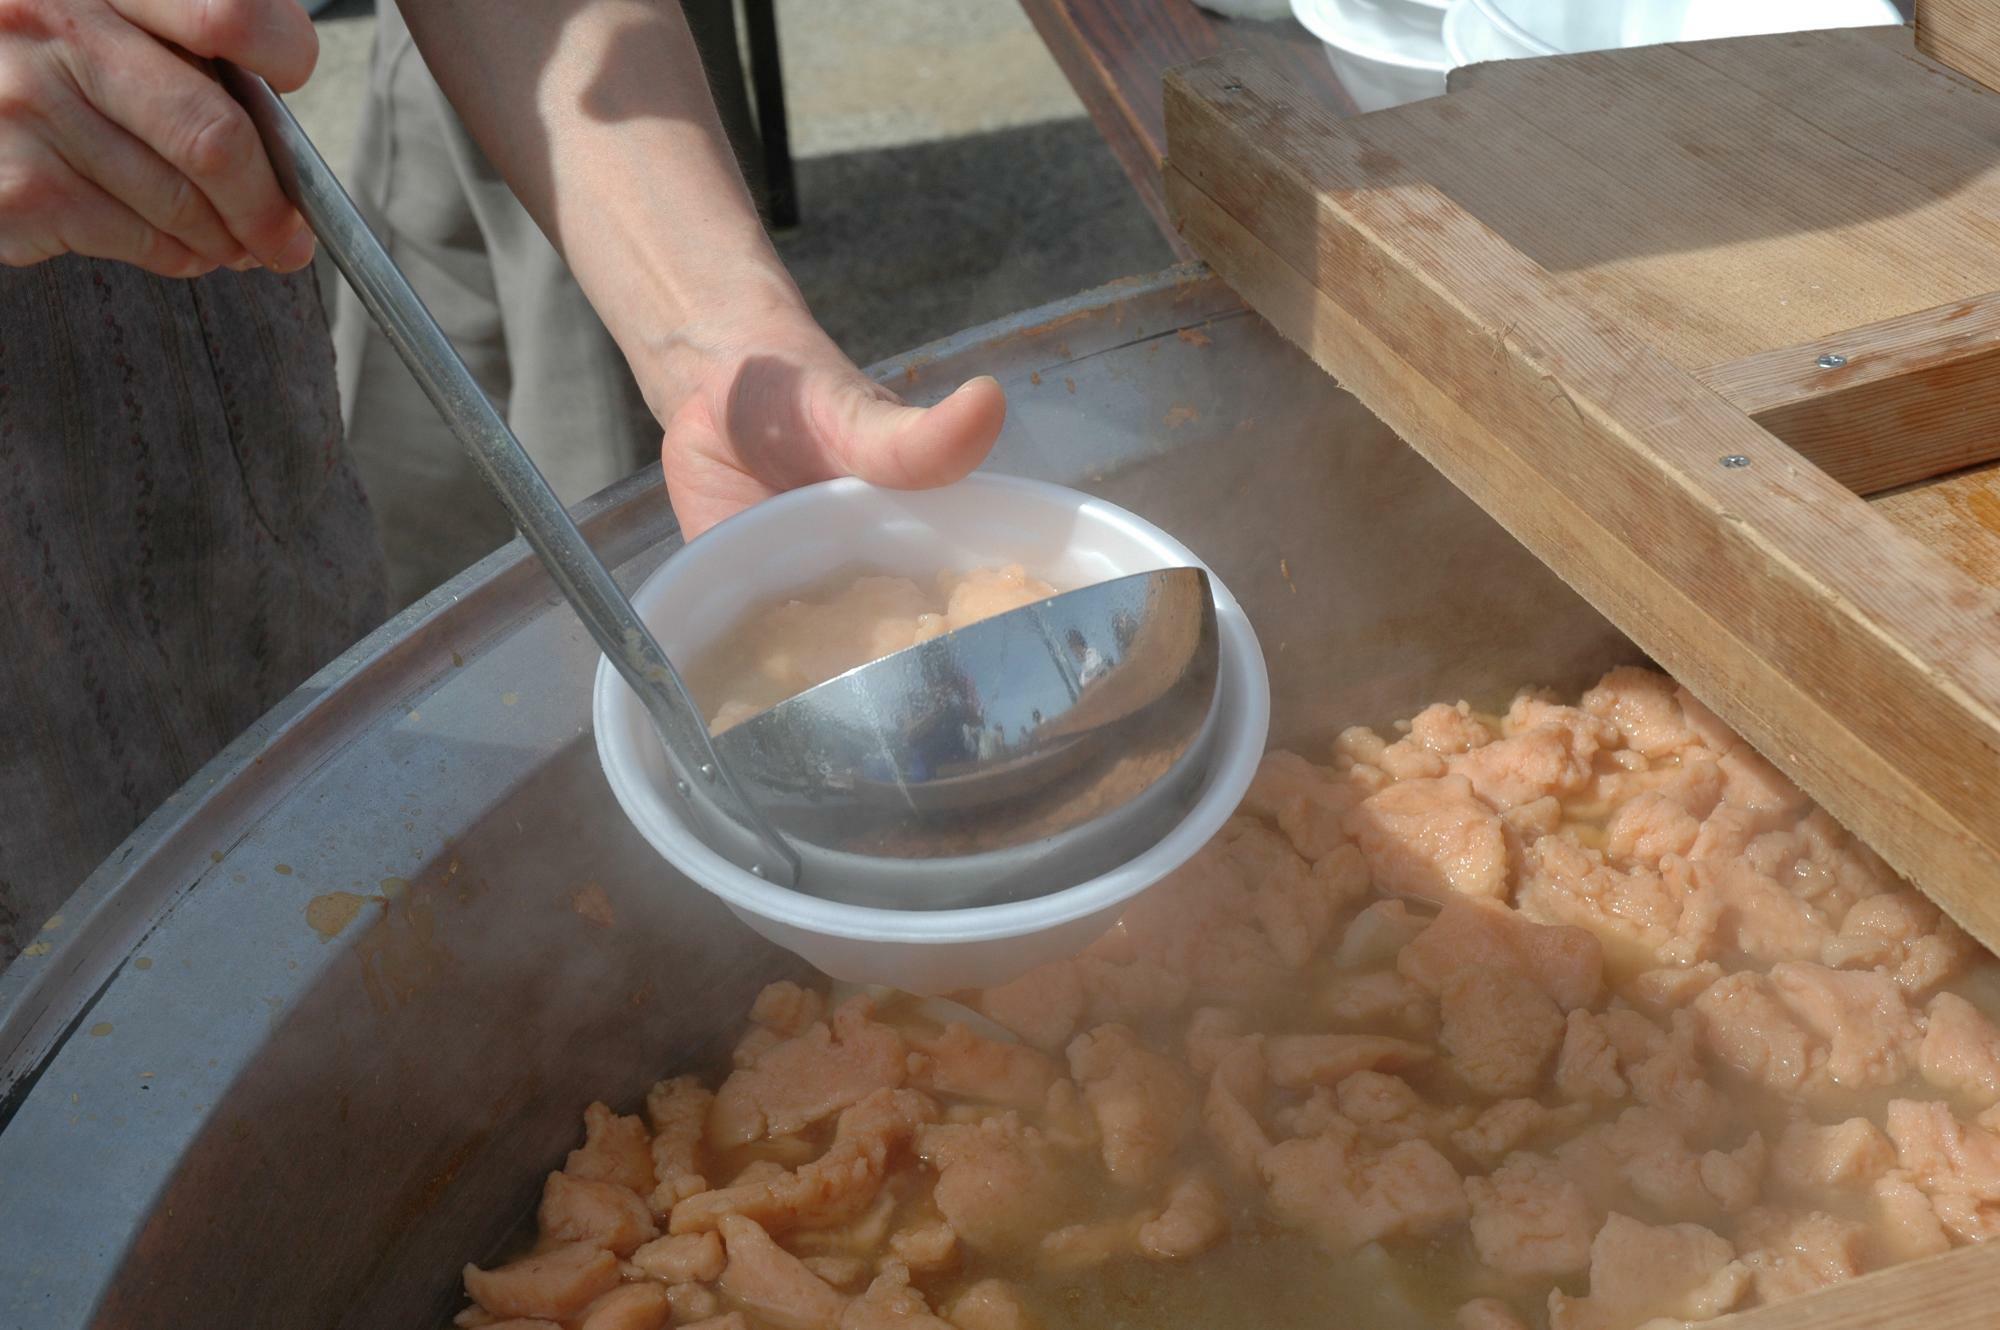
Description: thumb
xmin=815 ymin=373 xmax=1006 ymax=490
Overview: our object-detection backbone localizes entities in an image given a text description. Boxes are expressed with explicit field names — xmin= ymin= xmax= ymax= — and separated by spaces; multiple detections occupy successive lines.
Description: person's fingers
xmin=661 ymin=433 xmax=784 ymax=541
xmin=812 ymin=373 xmax=1006 ymax=490
xmin=0 ymin=144 xmax=208 ymax=274
xmin=44 ymin=96 xmax=243 ymax=267
xmin=70 ymin=29 xmax=312 ymax=268
xmin=105 ymin=0 xmax=318 ymax=91
xmin=665 ymin=369 xmax=1008 ymax=540
xmin=718 ymin=359 xmax=1005 ymax=492
xmin=61 ymin=183 xmax=208 ymax=275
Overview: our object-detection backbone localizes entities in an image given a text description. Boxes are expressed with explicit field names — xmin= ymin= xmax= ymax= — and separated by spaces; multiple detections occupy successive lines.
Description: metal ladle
xmin=225 ymin=68 xmax=1222 ymax=910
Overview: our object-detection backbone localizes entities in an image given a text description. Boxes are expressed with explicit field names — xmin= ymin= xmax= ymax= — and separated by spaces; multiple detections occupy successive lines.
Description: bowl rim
xmin=592 ymin=473 xmax=1273 ymax=946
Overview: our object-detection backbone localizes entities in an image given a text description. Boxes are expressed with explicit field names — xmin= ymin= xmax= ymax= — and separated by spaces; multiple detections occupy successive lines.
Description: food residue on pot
xmin=572 ymin=884 xmax=617 ymax=929
xmin=306 ymin=891 xmax=371 ymax=941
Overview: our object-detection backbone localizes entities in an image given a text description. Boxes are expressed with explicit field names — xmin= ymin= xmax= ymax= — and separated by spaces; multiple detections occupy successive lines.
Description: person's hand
xmin=0 ymin=0 xmax=319 ymax=276
xmin=657 ymin=310 xmax=1007 ymax=539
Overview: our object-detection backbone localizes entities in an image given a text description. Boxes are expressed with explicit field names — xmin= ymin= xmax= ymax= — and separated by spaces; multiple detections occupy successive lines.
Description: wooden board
xmin=1349 ymin=29 xmax=2000 ymax=367
xmin=1917 ymin=0 xmax=2000 ymax=91
xmin=1706 ymin=1240 xmax=2000 ymax=1328
xmin=1693 ymin=293 xmax=2000 ymax=495
xmin=1877 ymin=463 xmax=2000 ymax=587
xmin=1263 ymin=28 xmax=2000 ymax=494
xmin=1161 ymin=36 xmax=2000 ymax=981
xmin=1015 ymin=0 xmax=1354 ymax=251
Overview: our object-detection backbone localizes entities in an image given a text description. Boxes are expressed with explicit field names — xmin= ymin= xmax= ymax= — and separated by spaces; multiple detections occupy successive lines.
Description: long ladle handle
xmin=220 ymin=64 xmax=801 ymax=887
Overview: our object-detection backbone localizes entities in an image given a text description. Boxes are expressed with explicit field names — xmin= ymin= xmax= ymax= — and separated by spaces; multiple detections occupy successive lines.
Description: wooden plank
xmin=1162 ymin=53 xmax=2000 ymax=955
xmin=1014 ymin=0 xmax=1355 ymax=253
xmin=1209 ymin=18 xmax=1360 ymax=121
xmin=1709 ymin=1241 xmax=2000 ymax=1328
xmin=1349 ymin=28 xmax=2000 ymax=368
xmin=1875 ymin=464 xmax=2000 ymax=587
xmin=1917 ymin=0 xmax=2000 ymax=92
xmin=1658 ymin=25 xmax=2000 ymax=193
xmin=1693 ymin=293 xmax=2000 ymax=495
xmin=1016 ymin=0 xmax=1216 ymax=251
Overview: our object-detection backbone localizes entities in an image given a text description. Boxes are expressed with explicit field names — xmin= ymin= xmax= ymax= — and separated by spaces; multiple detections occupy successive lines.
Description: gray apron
xmin=0 ymin=257 xmax=388 ymax=963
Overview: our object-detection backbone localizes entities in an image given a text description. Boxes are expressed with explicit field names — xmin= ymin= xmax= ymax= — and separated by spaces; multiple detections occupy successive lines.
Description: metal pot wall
xmin=0 ymin=265 xmax=1637 ymax=1328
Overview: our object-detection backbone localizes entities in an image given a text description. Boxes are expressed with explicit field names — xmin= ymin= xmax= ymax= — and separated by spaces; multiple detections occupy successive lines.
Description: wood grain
xmin=1162 ymin=51 xmax=2000 ymax=959
xmin=1015 ymin=0 xmax=1354 ymax=252
xmin=1693 ymin=293 xmax=2000 ymax=495
xmin=1708 ymin=1241 xmax=2000 ymax=1328
xmin=1876 ymin=464 xmax=2000 ymax=587
xmin=1361 ymin=28 xmax=2000 ymax=367
xmin=1917 ymin=0 xmax=2000 ymax=92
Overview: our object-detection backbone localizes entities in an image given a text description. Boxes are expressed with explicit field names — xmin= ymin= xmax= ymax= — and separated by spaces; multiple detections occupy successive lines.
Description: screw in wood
xmin=1817 ymin=353 xmax=1847 ymax=369
xmin=1720 ymin=455 xmax=1752 ymax=469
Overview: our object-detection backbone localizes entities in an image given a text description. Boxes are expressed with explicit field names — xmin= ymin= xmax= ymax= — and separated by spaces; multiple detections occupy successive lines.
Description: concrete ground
xmin=291 ymin=0 xmax=1173 ymax=372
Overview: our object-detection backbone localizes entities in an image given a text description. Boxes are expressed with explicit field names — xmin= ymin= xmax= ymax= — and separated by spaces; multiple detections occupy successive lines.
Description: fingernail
xmin=272 ymin=226 xmax=316 ymax=272
xmin=226 ymin=253 xmax=258 ymax=272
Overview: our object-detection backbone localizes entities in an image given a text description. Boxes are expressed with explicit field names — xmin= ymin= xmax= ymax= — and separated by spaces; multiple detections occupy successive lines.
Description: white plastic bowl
xmin=593 ymin=474 xmax=1271 ymax=995
xmin=1467 ymin=0 xmax=1900 ymax=59
xmin=1293 ymin=0 xmax=1452 ymax=111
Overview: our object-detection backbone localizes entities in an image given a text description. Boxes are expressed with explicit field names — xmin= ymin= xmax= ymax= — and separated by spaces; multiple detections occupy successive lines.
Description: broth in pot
xmin=453 ymin=666 xmax=1998 ymax=1330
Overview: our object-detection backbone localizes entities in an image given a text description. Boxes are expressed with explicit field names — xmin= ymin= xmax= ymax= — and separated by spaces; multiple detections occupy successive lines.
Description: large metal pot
xmin=0 ymin=266 xmax=1636 ymax=1328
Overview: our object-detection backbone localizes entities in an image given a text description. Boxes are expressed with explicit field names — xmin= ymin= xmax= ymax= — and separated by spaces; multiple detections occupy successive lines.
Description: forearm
xmin=393 ymin=0 xmax=1005 ymax=538
xmin=394 ymin=0 xmax=802 ymax=412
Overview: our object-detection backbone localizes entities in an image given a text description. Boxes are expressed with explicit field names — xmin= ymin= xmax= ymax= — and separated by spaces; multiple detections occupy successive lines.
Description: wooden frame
xmin=1015 ymin=0 xmax=1357 ymax=255
xmin=1164 ymin=28 xmax=2000 ymax=1323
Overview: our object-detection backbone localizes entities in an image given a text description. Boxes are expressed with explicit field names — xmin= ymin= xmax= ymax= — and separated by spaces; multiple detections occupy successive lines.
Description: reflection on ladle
xmin=709 ymin=568 xmax=1223 ymax=910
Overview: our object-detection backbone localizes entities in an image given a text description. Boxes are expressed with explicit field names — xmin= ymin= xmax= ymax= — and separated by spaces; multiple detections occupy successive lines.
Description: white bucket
xmin=593 ymin=473 xmax=1271 ymax=994
xmin=1461 ymin=0 xmax=1901 ymax=62
xmin=1293 ymin=0 xmax=1452 ymax=111
xmin=1443 ymin=0 xmax=1522 ymax=66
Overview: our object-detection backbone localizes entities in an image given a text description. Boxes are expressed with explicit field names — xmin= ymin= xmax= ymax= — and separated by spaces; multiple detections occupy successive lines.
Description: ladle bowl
xmin=708 ymin=566 xmax=1219 ymax=909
